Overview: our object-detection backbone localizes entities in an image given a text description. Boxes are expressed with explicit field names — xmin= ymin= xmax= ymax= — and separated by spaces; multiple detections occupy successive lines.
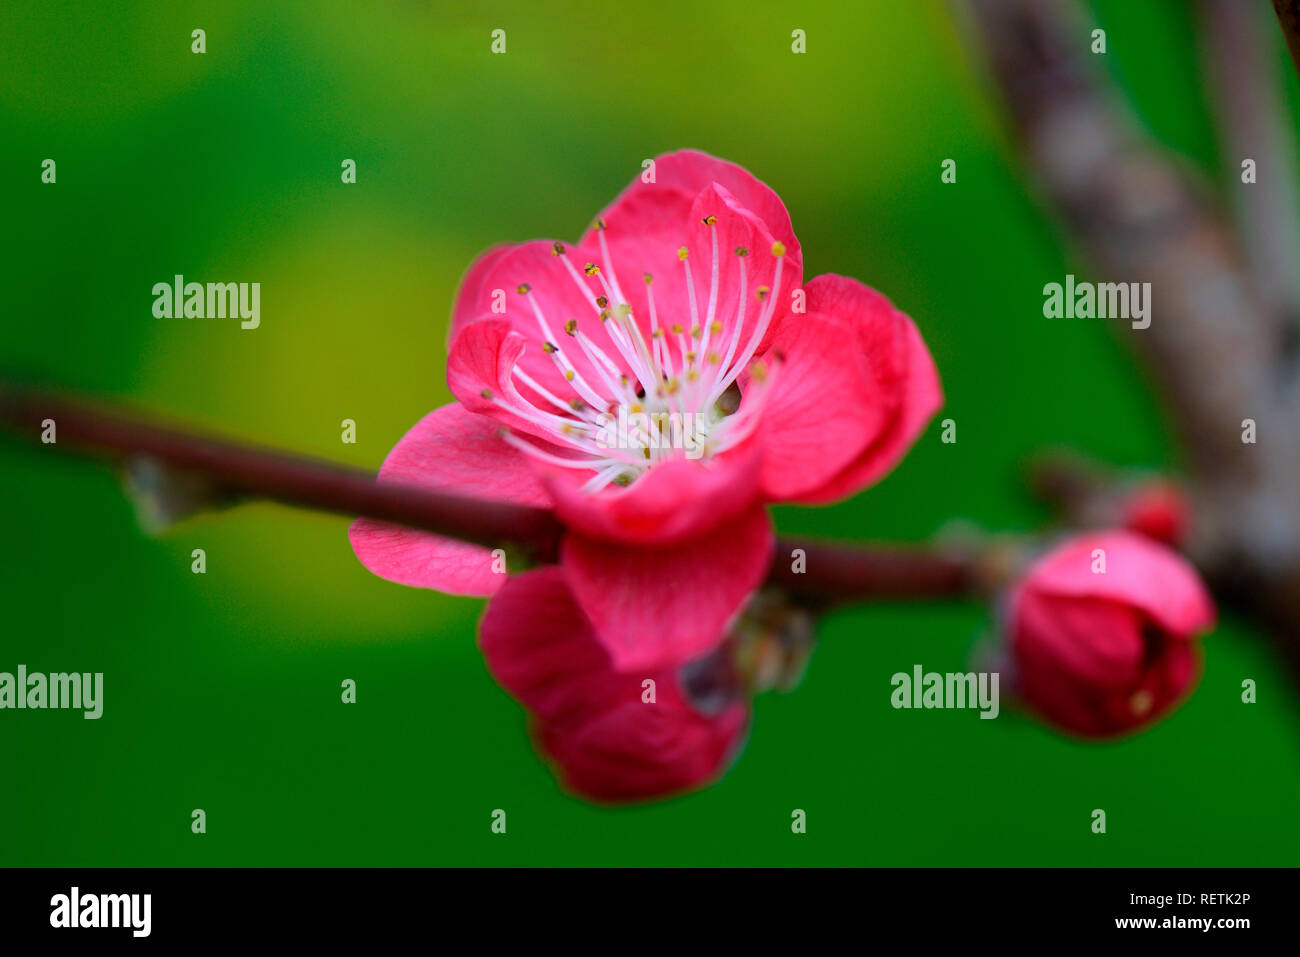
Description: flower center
xmin=491 ymin=216 xmax=787 ymax=493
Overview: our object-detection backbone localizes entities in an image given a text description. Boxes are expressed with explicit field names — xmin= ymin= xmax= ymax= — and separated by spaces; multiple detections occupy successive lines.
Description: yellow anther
xmin=756 ymin=286 xmax=770 ymax=302
xmin=516 ymin=283 xmax=531 ymax=295
xmin=480 ymin=388 xmax=494 ymax=399
xmin=595 ymin=296 xmax=609 ymax=308
xmin=542 ymin=341 xmax=557 ymax=354
xmin=551 ymin=242 xmax=565 ymax=256
xmin=563 ymin=319 xmax=578 ymax=335
xmin=735 ymin=246 xmax=749 ymax=257
xmin=583 ymin=262 xmax=600 ymax=277
xmin=594 ymin=217 xmax=607 ymax=231
xmin=677 ymin=247 xmax=689 ymax=260
xmin=564 ymin=370 xmax=575 ymax=381
xmin=670 ymin=323 xmax=683 ymax=334
xmin=771 ymin=241 xmax=786 ymax=257
xmin=702 ymin=215 xmax=717 ymax=226
xmin=643 ymin=272 xmax=653 ymax=285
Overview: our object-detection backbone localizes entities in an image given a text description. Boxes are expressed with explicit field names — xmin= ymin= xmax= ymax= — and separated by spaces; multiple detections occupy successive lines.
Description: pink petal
xmin=780 ymin=274 xmax=943 ymax=504
xmin=446 ymin=318 xmax=526 ymax=415
xmin=348 ymin=403 xmax=548 ymax=596
xmin=449 ymin=244 xmax=514 ymax=337
xmin=478 ymin=567 xmax=624 ymax=722
xmin=757 ymin=311 xmax=888 ymax=499
xmin=446 ymin=318 xmax=571 ymax=442
xmin=560 ymin=506 xmax=774 ymax=671
xmin=479 ymin=567 xmax=750 ymax=802
xmin=594 ymin=150 xmax=801 ymax=263
xmin=1024 ymin=531 xmax=1217 ymax=638
xmin=1012 ymin=591 xmax=1145 ymax=689
xmin=448 ymin=239 xmax=617 ymax=396
xmin=572 ymin=181 xmax=802 ymax=376
xmin=538 ymin=695 xmax=748 ymax=803
xmin=541 ymin=441 xmax=763 ymax=546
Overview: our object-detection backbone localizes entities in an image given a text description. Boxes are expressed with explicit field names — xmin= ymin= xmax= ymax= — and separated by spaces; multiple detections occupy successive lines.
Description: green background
xmin=2 ymin=0 xmax=1297 ymax=865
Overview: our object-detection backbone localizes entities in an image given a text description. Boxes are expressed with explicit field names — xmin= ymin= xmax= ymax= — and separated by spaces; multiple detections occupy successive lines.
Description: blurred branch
xmin=1199 ymin=0 xmax=1300 ymax=324
xmin=1274 ymin=0 xmax=1300 ymax=83
xmin=960 ymin=0 xmax=1300 ymax=679
xmin=768 ymin=537 xmax=979 ymax=605
xmin=0 ymin=384 xmax=563 ymax=559
xmin=0 ymin=383 xmax=980 ymax=605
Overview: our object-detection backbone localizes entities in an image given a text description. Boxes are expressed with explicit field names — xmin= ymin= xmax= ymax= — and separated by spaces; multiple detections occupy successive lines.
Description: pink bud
xmin=1120 ymin=480 xmax=1192 ymax=547
xmin=1006 ymin=531 xmax=1215 ymax=738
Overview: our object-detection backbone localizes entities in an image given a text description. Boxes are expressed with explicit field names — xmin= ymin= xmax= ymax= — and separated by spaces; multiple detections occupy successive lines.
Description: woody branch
xmin=0 ymin=383 xmax=978 ymax=606
xmin=960 ymin=0 xmax=1300 ymax=679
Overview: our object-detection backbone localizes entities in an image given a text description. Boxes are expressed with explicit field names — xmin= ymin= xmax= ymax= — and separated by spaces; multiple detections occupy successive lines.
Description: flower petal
xmin=560 ymin=506 xmax=774 ymax=671
xmin=448 ymin=239 xmax=618 ymax=396
xmin=1023 ymin=531 xmax=1217 ymax=639
xmin=540 ymin=441 xmax=763 ymax=546
xmin=479 ymin=566 xmax=749 ymax=802
xmin=449 ymin=243 xmax=514 ymax=337
xmin=757 ymin=311 xmax=888 ymax=500
xmin=782 ymin=274 xmax=943 ymax=504
xmin=537 ymin=693 xmax=748 ymax=803
xmin=348 ymin=403 xmax=548 ymax=596
xmin=479 ymin=567 xmax=625 ymax=722
xmin=1013 ymin=590 xmax=1146 ymax=689
xmin=574 ymin=180 xmax=801 ymax=373
xmin=594 ymin=149 xmax=801 ymax=262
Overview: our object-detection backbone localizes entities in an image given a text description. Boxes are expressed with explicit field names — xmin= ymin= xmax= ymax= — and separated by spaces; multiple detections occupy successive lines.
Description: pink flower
xmin=480 ymin=567 xmax=749 ymax=803
xmin=352 ymin=150 xmax=942 ymax=671
xmin=1005 ymin=531 xmax=1216 ymax=737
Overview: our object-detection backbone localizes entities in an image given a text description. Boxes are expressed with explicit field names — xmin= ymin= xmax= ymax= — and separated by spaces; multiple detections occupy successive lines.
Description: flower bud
xmin=1119 ymin=479 xmax=1191 ymax=547
xmin=1004 ymin=531 xmax=1215 ymax=737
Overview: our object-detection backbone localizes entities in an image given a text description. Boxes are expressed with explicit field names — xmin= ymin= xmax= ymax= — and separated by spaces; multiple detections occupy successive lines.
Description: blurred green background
xmin=2 ymin=0 xmax=1297 ymax=866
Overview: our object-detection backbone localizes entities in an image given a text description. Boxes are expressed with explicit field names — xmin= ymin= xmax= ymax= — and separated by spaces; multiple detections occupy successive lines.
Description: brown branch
xmin=1200 ymin=0 xmax=1300 ymax=324
xmin=768 ymin=537 xmax=977 ymax=605
xmin=1274 ymin=0 xmax=1300 ymax=83
xmin=0 ymin=383 xmax=979 ymax=605
xmin=960 ymin=0 xmax=1300 ymax=679
xmin=0 ymin=384 xmax=564 ymax=560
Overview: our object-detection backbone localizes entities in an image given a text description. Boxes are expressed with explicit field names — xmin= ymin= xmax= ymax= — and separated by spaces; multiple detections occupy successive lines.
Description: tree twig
xmin=960 ymin=0 xmax=1300 ymax=680
xmin=1199 ymin=0 xmax=1300 ymax=325
xmin=1273 ymin=0 xmax=1300 ymax=83
xmin=0 ymin=383 xmax=979 ymax=605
